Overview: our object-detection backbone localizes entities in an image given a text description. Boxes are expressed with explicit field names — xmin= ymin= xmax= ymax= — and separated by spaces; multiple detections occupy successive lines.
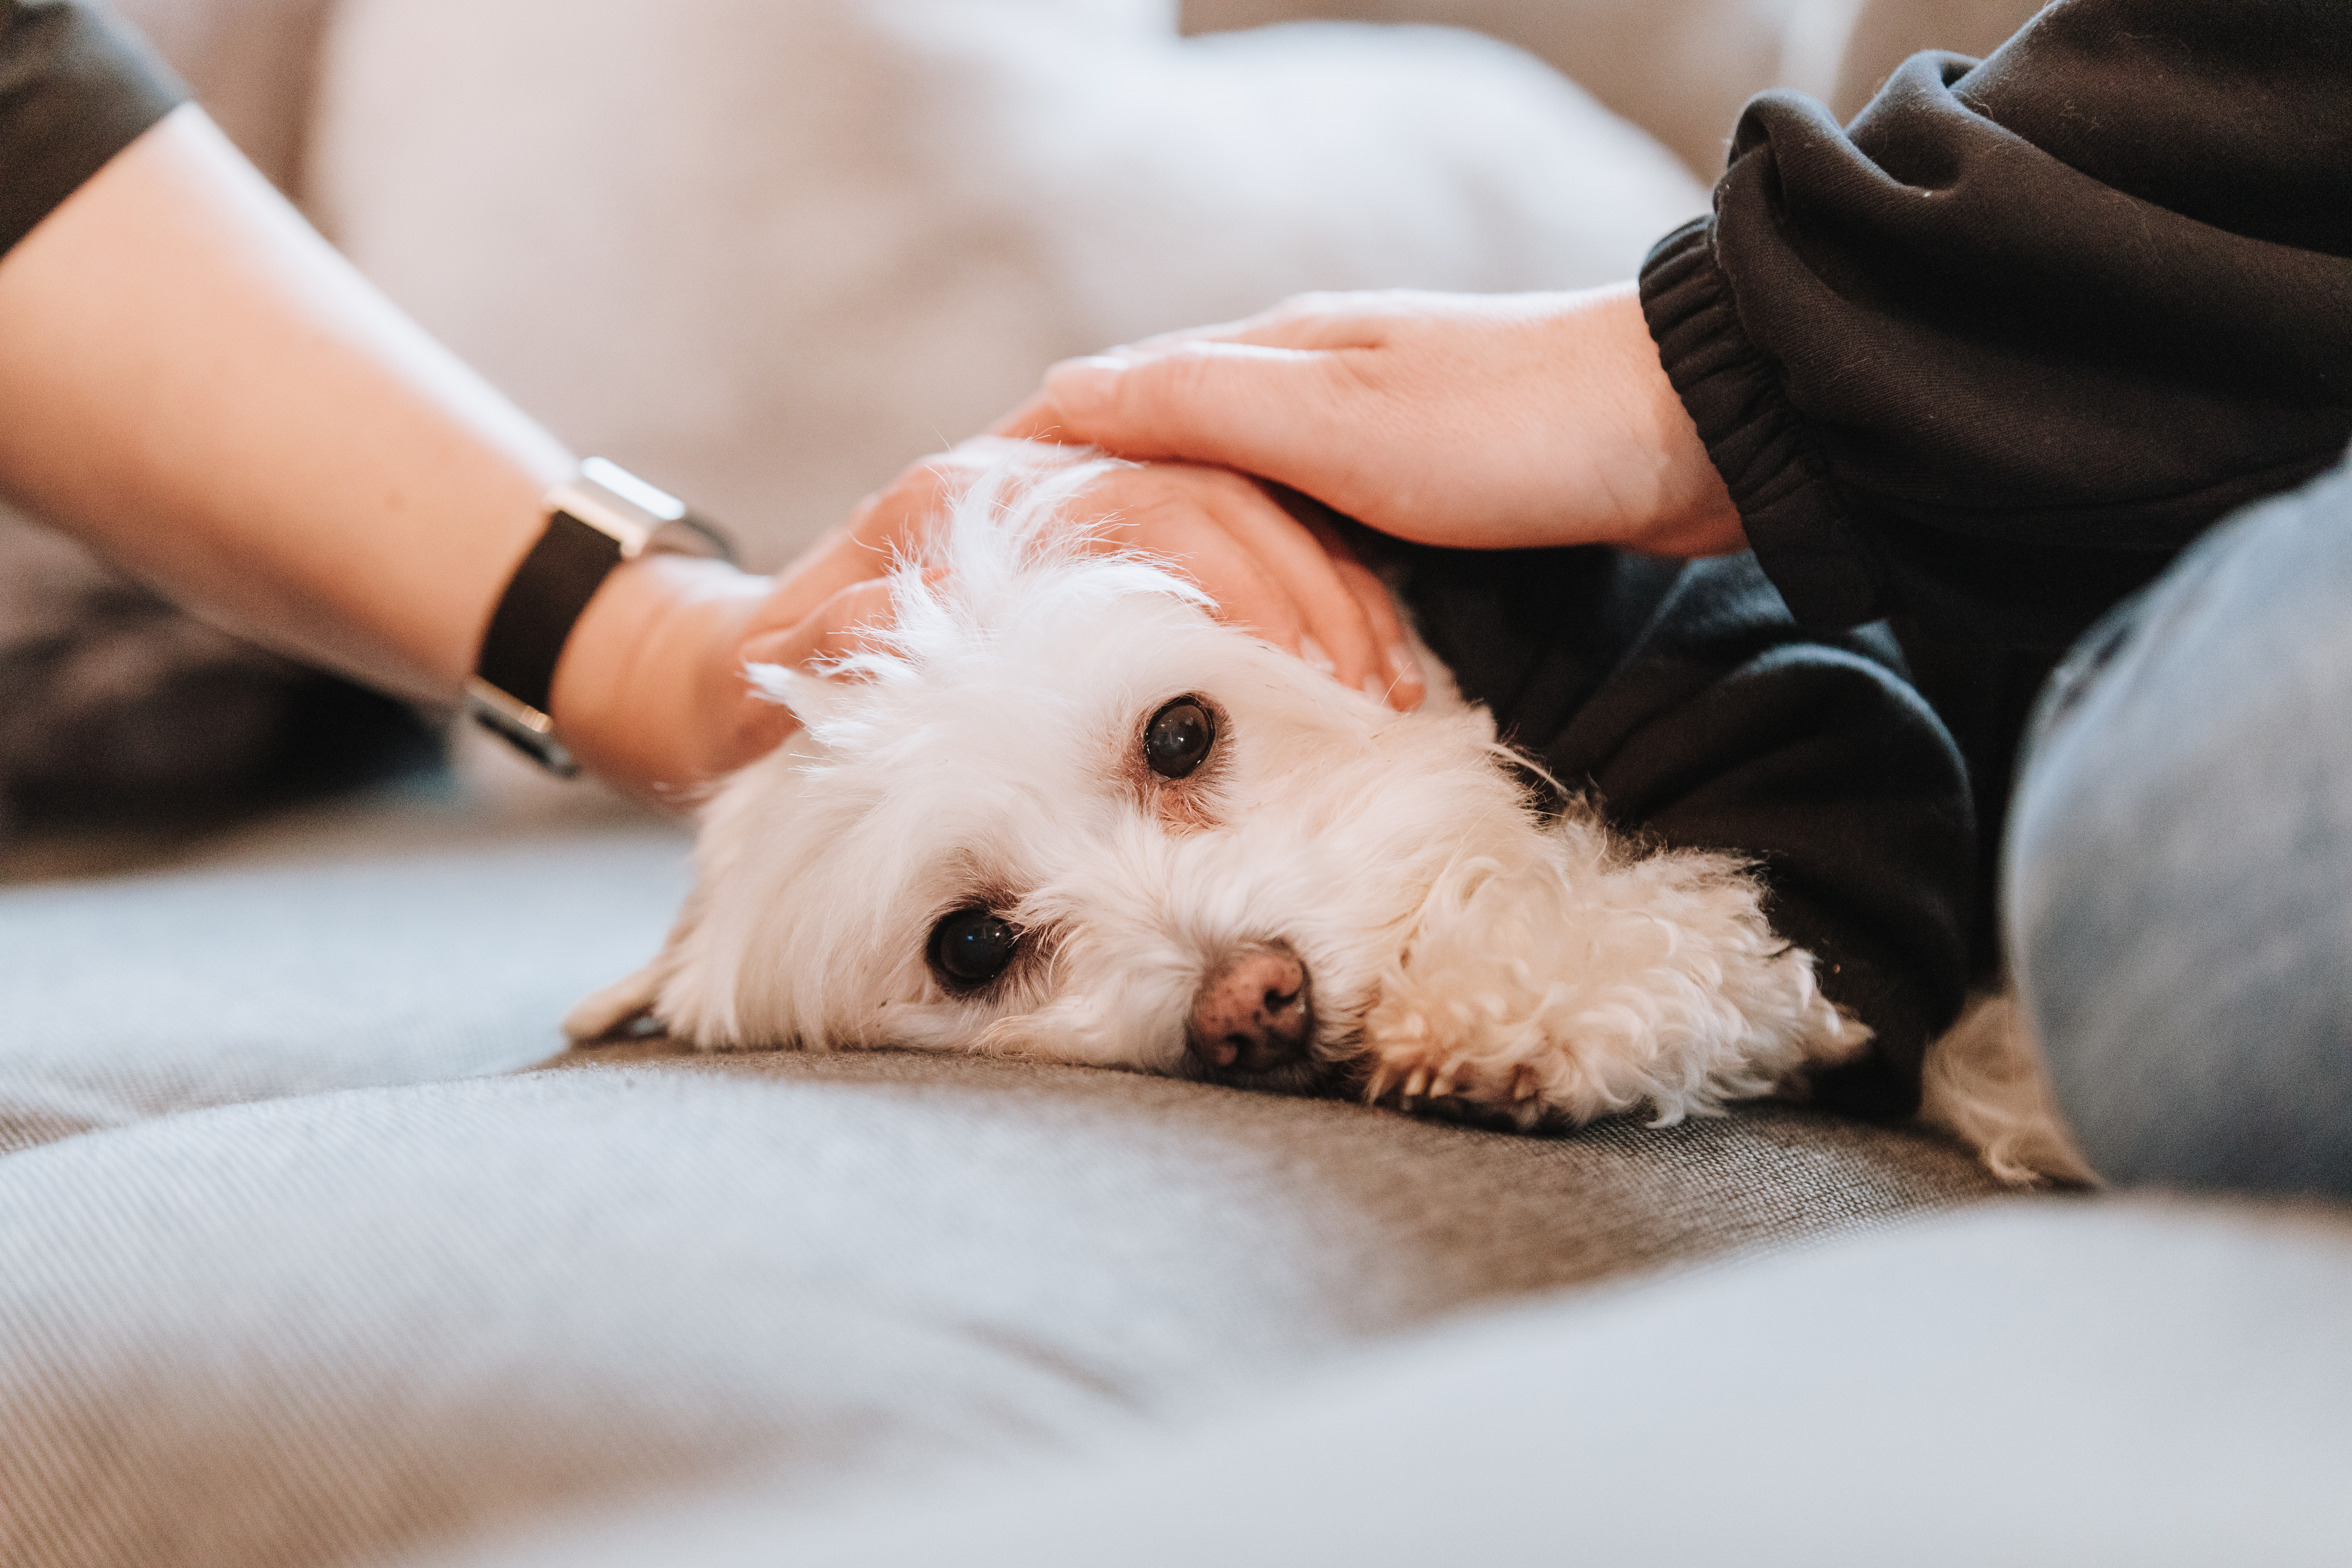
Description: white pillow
xmin=307 ymin=0 xmax=1706 ymax=566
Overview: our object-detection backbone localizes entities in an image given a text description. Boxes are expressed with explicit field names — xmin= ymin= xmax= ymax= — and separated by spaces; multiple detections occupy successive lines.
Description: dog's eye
xmin=1144 ymin=697 xmax=1215 ymax=779
xmin=930 ymin=906 xmax=1020 ymax=986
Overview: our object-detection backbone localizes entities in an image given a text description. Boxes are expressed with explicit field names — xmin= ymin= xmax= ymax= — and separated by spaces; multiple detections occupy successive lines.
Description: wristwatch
xmin=467 ymin=456 xmax=735 ymax=776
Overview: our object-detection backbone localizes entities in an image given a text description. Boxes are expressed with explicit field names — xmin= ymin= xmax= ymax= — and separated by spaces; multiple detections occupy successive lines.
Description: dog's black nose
xmin=1187 ymin=946 xmax=1312 ymax=1074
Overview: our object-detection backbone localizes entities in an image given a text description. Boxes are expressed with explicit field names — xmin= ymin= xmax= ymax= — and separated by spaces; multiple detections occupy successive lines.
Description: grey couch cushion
xmin=0 ymin=1054 xmax=1999 ymax=1568
xmin=0 ymin=794 xmax=2000 ymax=1568
xmin=0 ymin=791 xmax=687 ymax=1152
xmin=417 ymin=1197 xmax=2352 ymax=1568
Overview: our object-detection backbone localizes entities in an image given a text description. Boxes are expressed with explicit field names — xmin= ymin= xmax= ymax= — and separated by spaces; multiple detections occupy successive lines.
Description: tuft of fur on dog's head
xmin=592 ymin=460 xmax=1541 ymax=1094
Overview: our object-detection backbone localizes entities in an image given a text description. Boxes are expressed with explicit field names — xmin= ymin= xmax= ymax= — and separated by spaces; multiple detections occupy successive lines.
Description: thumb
xmin=1042 ymin=342 xmax=1344 ymax=485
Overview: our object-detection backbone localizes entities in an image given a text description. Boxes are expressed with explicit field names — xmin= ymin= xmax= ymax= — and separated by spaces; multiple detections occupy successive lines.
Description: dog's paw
xmin=563 ymin=967 xmax=667 ymax=1046
xmin=1363 ymin=1047 xmax=1553 ymax=1132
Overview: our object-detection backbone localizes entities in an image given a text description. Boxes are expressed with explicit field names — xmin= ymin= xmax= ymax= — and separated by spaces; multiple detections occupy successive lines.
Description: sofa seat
xmin=1 ymin=786 xmax=2009 ymax=1568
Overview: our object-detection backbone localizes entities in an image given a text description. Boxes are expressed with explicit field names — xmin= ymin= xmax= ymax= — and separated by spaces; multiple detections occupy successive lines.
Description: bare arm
xmin=0 ymin=104 xmax=569 ymax=701
xmin=0 ymin=104 xmax=865 ymax=805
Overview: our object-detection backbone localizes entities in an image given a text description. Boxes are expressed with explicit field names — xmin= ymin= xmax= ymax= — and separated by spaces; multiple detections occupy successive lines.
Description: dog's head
xmin=624 ymin=462 xmax=1549 ymax=1093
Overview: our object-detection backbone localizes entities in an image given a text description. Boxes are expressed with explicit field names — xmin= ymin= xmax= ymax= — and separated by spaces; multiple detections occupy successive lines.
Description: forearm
xmin=0 ymin=104 xmax=572 ymax=706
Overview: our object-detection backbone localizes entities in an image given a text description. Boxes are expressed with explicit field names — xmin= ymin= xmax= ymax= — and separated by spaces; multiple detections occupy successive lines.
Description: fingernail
xmin=1044 ymin=355 xmax=1125 ymax=417
xmin=1297 ymin=634 xmax=1337 ymax=676
xmin=1387 ymin=644 xmax=1426 ymax=710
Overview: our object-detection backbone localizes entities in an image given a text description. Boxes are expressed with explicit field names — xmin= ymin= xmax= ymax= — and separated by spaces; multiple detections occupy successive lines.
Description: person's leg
xmin=2005 ymin=446 xmax=2352 ymax=1197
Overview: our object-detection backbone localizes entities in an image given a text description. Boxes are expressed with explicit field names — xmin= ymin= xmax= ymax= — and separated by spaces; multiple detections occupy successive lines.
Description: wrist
xmin=467 ymin=458 xmax=773 ymax=804
xmin=1592 ymin=284 xmax=1746 ymax=558
xmin=547 ymin=553 xmax=777 ymax=808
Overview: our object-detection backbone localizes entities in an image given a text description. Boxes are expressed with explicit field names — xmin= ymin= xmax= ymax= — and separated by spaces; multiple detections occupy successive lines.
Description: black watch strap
xmin=467 ymin=458 xmax=733 ymax=777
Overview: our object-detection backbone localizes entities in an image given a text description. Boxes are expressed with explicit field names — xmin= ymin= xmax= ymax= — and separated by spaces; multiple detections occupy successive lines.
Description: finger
xmin=1280 ymin=498 xmax=1426 ymax=712
xmin=1085 ymin=465 xmax=1387 ymax=698
xmin=1042 ymin=340 xmax=1352 ymax=491
xmin=1018 ymin=289 xmax=1413 ymax=457
xmin=1110 ymin=290 xmax=1406 ymax=356
xmin=759 ymin=438 xmax=1084 ymax=633
xmin=1325 ymin=549 xmax=1425 ymax=711
xmin=737 ymin=577 xmax=899 ymax=673
xmin=718 ymin=578 xmax=901 ymax=774
xmin=757 ymin=471 xmax=946 ymax=627
xmin=1192 ymin=474 xmax=1391 ymax=698
xmin=1084 ymin=481 xmax=1307 ymax=657
xmin=989 ymin=393 xmax=1068 ymax=442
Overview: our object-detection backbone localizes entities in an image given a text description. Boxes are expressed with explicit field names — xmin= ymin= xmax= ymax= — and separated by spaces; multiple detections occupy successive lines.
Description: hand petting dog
xmin=631 ymin=282 xmax=1741 ymax=804
xmin=1014 ymin=282 xmax=1746 ymax=559
xmin=552 ymin=440 xmax=1434 ymax=805
xmin=762 ymin=438 xmax=1427 ymax=707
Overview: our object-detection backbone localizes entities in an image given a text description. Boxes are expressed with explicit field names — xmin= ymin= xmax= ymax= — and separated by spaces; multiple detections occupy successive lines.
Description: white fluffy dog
xmin=569 ymin=464 xmax=1874 ymax=1130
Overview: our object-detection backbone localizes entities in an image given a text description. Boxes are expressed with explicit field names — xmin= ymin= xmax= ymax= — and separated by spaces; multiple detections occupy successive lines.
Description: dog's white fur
xmin=571 ymin=463 xmax=1877 ymax=1130
xmin=1917 ymin=990 xmax=2099 ymax=1188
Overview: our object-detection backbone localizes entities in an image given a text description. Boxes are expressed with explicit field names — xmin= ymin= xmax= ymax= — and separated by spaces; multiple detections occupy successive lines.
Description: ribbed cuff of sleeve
xmin=1638 ymin=217 xmax=1883 ymax=630
xmin=0 ymin=0 xmax=187 ymax=259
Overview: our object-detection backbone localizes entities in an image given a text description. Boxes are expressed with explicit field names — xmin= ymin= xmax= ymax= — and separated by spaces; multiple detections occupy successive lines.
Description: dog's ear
xmin=745 ymin=662 xmax=845 ymax=728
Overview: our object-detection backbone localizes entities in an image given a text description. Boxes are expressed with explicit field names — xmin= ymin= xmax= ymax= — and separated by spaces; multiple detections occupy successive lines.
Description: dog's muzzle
xmin=1186 ymin=943 xmax=1313 ymax=1076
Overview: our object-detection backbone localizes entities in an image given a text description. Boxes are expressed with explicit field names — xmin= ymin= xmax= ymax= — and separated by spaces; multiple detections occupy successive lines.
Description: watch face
xmin=653 ymin=512 xmax=737 ymax=564
xmin=556 ymin=460 xmax=738 ymax=566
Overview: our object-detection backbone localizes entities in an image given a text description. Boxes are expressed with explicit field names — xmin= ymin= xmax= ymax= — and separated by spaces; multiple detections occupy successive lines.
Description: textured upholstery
xmin=413 ymin=1198 xmax=2352 ymax=1568
xmin=0 ymin=791 xmax=684 ymax=1152
xmin=0 ymin=794 xmax=1999 ymax=1568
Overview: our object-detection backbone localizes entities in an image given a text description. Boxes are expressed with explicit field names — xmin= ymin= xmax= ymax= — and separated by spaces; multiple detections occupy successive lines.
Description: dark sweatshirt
xmin=0 ymin=1 xmax=180 ymax=258
xmin=1640 ymin=0 xmax=2352 ymax=969
xmin=1419 ymin=0 xmax=2350 ymax=1113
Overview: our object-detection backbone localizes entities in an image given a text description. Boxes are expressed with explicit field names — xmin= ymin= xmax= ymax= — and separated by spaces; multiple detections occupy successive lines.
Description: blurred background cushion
xmin=300 ymin=0 xmax=1710 ymax=568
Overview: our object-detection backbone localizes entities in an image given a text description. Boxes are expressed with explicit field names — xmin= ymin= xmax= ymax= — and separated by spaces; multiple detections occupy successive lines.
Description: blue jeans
xmin=2007 ymin=447 xmax=2352 ymax=1197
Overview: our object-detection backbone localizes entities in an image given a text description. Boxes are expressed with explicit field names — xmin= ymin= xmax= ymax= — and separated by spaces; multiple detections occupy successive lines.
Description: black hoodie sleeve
xmin=1 ymin=1 xmax=184 ymax=259
xmin=1640 ymin=0 xmax=2352 ymax=651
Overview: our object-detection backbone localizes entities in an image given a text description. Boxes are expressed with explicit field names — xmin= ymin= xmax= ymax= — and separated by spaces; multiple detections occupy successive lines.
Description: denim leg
xmin=2005 ymin=448 xmax=2352 ymax=1197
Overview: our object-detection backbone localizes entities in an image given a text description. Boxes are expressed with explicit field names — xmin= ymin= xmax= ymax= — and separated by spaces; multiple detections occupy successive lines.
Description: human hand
xmin=546 ymin=554 xmax=894 ymax=810
xmin=1002 ymin=282 xmax=1744 ymax=560
xmin=741 ymin=436 xmax=1426 ymax=710
xmin=549 ymin=437 xmax=1426 ymax=808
